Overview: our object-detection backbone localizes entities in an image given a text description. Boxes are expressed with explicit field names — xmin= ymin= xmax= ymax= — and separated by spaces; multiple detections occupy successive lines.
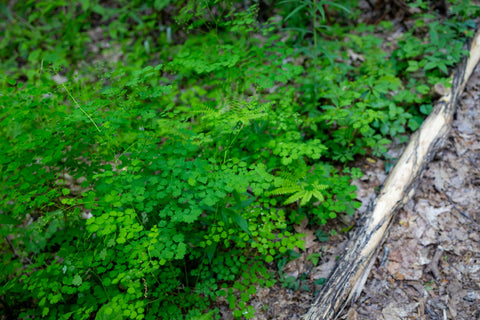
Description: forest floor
xmin=5 ymin=2 xmax=478 ymax=319
xmin=219 ymin=14 xmax=480 ymax=320
xmin=340 ymin=60 xmax=480 ymax=320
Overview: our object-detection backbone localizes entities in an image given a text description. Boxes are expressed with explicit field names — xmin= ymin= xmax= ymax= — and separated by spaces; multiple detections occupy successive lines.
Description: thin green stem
xmin=312 ymin=0 xmax=319 ymax=105
xmin=62 ymin=83 xmax=101 ymax=133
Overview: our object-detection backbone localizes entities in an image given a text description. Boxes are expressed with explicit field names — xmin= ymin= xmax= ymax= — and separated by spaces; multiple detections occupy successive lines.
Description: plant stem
xmin=62 ymin=83 xmax=101 ymax=133
xmin=312 ymin=0 xmax=319 ymax=105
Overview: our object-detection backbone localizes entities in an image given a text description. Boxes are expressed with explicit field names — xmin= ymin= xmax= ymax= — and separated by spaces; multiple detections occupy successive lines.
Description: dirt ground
xmin=240 ymin=54 xmax=480 ymax=320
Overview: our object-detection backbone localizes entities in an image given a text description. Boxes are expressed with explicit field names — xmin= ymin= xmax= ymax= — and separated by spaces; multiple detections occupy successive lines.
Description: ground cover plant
xmin=1 ymin=0 xmax=478 ymax=319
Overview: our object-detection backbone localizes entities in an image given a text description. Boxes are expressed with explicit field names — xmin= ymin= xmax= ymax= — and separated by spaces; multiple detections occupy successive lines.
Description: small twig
xmin=365 ymin=0 xmax=375 ymax=10
xmin=426 ymin=246 xmax=443 ymax=281
xmin=425 ymin=303 xmax=440 ymax=320
xmin=380 ymin=246 xmax=389 ymax=267
xmin=467 ymin=155 xmax=480 ymax=173
xmin=5 ymin=236 xmax=33 ymax=265
xmin=417 ymin=299 xmax=425 ymax=319
xmin=5 ymin=236 xmax=17 ymax=255
xmin=444 ymin=192 xmax=478 ymax=226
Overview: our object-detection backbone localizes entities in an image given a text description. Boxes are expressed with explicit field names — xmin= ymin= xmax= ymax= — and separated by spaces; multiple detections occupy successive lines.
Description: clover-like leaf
xmin=72 ymin=274 xmax=82 ymax=286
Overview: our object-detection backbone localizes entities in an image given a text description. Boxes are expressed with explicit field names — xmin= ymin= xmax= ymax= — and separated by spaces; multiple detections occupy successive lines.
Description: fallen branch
xmin=305 ymin=29 xmax=480 ymax=320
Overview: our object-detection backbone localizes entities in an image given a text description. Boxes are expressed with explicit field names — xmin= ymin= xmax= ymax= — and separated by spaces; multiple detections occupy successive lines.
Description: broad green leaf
xmin=283 ymin=3 xmax=307 ymax=22
xmin=95 ymin=303 xmax=124 ymax=320
xmin=406 ymin=60 xmax=419 ymax=72
xmin=225 ymin=208 xmax=251 ymax=236
xmin=206 ymin=242 xmax=217 ymax=264
xmin=0 ymin=214 xmax=19 ymax=225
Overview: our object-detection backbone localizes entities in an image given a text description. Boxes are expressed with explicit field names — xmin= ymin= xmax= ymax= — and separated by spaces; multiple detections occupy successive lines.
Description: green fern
xmin=267 ymin=164 xmax=328 ymax=206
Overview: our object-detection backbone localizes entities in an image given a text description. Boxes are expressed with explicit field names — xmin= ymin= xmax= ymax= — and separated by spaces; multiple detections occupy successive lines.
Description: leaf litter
xmin=341 ymin=63 xmax=480 ymax=320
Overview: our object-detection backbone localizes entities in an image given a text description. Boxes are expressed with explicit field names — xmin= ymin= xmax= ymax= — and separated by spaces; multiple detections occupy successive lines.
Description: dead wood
xmin=304 ymin=29 xmax=480 ymax=320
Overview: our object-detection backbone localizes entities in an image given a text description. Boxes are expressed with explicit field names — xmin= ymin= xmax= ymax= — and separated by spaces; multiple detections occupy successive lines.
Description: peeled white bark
xmin=305 ymin=29 xmax=480 ymax=320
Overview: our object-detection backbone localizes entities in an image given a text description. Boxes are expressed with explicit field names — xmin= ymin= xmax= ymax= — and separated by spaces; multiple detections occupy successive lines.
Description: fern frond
xmin=190 ymin=103 xmax=219 ymax=119
xmin=312 ymin=190 xmax=325 ymax=202
xmin=276 ymin=171 xmax=300 ymax=186
xmin=267 ymin=186 xmax=301 ymax=196
xmin=313 ymin=183 xmax=328 ymax=191
xmin=284 ymin=190 xmax=306 ymax=205
xmin=300 ymin=191 xmax=313 ymax=206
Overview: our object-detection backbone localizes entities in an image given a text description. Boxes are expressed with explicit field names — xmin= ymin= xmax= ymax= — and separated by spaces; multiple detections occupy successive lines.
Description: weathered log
xmin=305 ymin=29 xmax=480 ymax=320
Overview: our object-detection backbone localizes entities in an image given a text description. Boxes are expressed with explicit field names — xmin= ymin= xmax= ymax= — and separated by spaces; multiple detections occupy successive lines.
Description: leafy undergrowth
xmin=0 ymin=0 xmax=478 ymax=319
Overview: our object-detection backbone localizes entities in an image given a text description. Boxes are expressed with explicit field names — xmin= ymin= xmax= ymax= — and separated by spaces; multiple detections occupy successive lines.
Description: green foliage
xmin=267 ymin=162 xmax=328 ymax=206
xmin=0 ymin=0 xmax=477 ymax=319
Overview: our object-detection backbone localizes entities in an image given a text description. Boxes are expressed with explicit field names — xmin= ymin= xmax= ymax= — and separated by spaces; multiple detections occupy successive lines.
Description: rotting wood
xmin=304 ymin=29 xmax=480 ymax=320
